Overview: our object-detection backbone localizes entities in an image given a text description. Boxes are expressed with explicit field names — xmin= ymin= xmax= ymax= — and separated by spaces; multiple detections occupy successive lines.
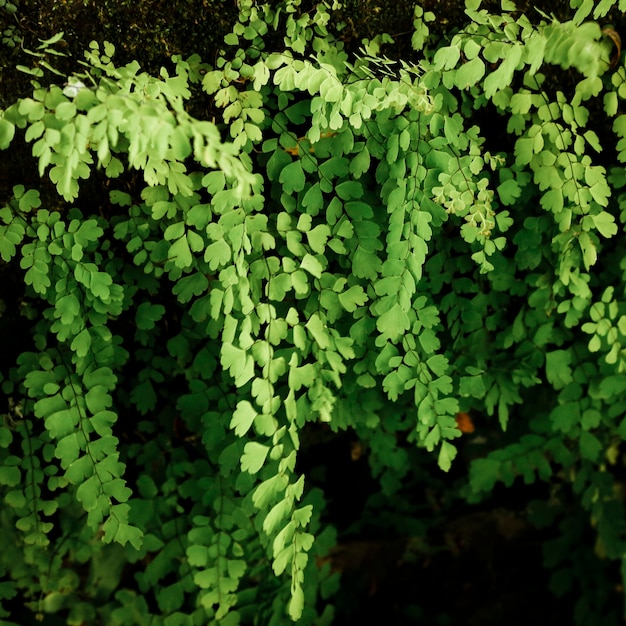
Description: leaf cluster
xmin=3 ymin=0 xmax=626 ymax=624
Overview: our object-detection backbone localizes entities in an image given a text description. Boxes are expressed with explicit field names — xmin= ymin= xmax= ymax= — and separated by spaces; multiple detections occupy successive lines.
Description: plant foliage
xmin=2 ymin=0 xmax=626 ymax=623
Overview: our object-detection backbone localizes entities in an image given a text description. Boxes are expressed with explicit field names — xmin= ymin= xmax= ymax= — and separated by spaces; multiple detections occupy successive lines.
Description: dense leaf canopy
xmin=2 ymin=1 xmax=626 ymax=624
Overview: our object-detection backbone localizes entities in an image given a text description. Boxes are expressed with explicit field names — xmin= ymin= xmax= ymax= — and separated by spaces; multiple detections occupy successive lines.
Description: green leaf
xmin=579 ymin=430 xmax=602 ymax=462
xmin=169 ymin=126 xmax=192 ymax=161
xmin=241 ymin=442 xmax=269 ymax=474
xmin=578 ymin=231 xmax=597 ymax=270
xmin=230 ymin=401 xmax=258 ymax=437
xmin=130 ymin=380 xmax=157 ymax=414
xmin=204 ymin=239 xmax=231 ymax=270
xmin=302 ymin=183 xmax=323 ymax=213
xmin=55 ymin=101 xmax=77 ymax=121
xmin=5 ymin=489 xmax=26 ymax=508
xmin=55 ymin=433 xmax=81 ymax=467
xmin=0 ymin=427 xmax=13 ymax=448
xmin=71 ymin=328 xmax=92 ymax=358
xmin=433 ymin=45 xmax=461 ymax=71
xmin=545 ymin=350 xmax=573 ymax=390
xmin=45 ymin=408 xmax=78 ymax=439
xmin=592 ymin=211 xmax=617 ymax=238
xmin=169 ymin=235 xmax=193 ymax=268
xmin=164 ymin=222 xmax=186 ymax=241
xmin=55 ymin=293 xmax=80 ymax=324
xmin=497 ymin=178 xmax=522 ymax=206
xmin=455 ymin=57 xmax=486 ymax=89
xmin=469 ymin=458 xmax=500 ymax=493
xmin=338 ymin=285 xmax=368 ymax=312
xmin=306 ymin=225 xmax=330 ymax=254
xmin=350 ymin=146 xmax=370 ymax=178
xmin=221 ymin=343 xmax=255 ymax=387
xmin=85 ymin=385 xmax=113 ymax=414
xmin=76 ymin=474 xmax=100 ymax=511
xmin=288 ymin=583 xmax=305 ymax=621
xmin=438 ymin=441 xmax=457 ymax=472
xmin=305 ymin=313 xmax=330 ymax=349
xmin=102 ymin=504 xmax=144 ymax=549
xmin=279 ymin=161 xmax=305 ymax=193
xmin=484 ymin=44 xmax=522 ymax=98
xmin=83 ymin=367 xmax=117 ymax=390
xmin=376 ymin=302 xmax=410 ymax=343
xmin=300 ymin=253 xmax=323 ymax=278
xmin=157 ymin=584 xmax=184 ymax=612
xmin=135 ymin=302 xmax=166 ymax=330
xmin=336 ymin=181 xmax=363 ymax=200
xmin=263 ymin=498 xmax=292 ymax=534
xmin=0 ymin=465 xmax=20 ymax=486
xmin=0 ymin=119 xmax=15 ymax=149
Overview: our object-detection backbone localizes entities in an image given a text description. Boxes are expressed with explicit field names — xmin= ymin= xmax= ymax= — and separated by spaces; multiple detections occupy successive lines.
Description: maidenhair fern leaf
xmin=4 ymin=1 xmax=626 ymax=623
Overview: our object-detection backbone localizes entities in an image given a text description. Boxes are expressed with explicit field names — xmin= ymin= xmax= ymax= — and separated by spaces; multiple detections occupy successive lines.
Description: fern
xmin=2 ymin=0 xmax=626 ymax=623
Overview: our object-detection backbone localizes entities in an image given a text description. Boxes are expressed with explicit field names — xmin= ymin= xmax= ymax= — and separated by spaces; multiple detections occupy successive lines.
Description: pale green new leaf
xmin=0 ymin=119 xmax=15 ymax=149
xmin=438 ymin=441 xmax=457 ymax=472
xmin=241 ymin=442 xmax=270 ymax=474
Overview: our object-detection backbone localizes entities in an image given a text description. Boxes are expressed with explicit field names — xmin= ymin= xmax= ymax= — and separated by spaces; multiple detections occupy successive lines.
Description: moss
xmin=2 ymin=0 xmax=626 ymax=107
xmin=19 ymin=0 xmax=237 ymax=69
